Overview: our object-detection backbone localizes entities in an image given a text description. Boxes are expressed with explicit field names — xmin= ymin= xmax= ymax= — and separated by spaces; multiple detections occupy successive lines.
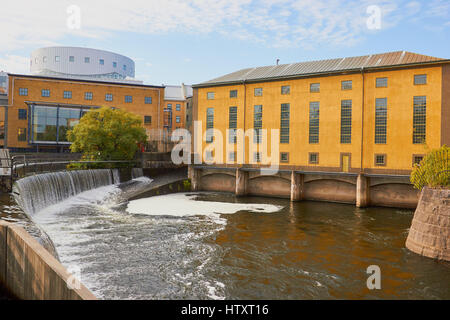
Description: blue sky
xmin=0 ymin=0 xmax=449 ymax=85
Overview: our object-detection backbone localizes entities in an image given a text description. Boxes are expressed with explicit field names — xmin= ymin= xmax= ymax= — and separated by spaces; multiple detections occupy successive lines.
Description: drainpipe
xmin=360 ymin=67 xmax=365 ymax=173
xmin=242 ymin=80 xmax=247 ymax=167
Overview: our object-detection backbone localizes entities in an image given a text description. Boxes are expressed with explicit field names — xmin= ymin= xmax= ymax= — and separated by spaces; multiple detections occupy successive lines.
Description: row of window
xmin=206 ymin=74 xmax=428 ymax=99
xmin=209 ymin=96 xmax=427 ymax=146
xmin=19 ymin=88 xmax=153 ymax=104
xmin=16 ymin=107 xmax=154 ymax=127
xmin=205 ymin=150 xmax=425 ymax=169
xmin=205 ymin=151 xmax=425 ymax=168
xmin=166 ymin=103 xmax=183 ymax=111
xmin=33 ymin=56 xmax=128 ymax=71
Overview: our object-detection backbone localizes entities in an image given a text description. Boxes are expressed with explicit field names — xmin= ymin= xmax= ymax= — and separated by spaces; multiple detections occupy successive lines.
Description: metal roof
xmin=195 ymin=51 xmax=446 ymax=87
xmin=164 ymin=84 xmax=193 ymax=101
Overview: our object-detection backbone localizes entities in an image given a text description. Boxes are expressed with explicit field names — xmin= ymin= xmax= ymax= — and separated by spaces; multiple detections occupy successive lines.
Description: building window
xmin=310 ymin=83 xmax=320 ymax=92
xmin=341 ymin=80 xmax=352 ymax=90
xmin=99 ymin=59 xmax=104 ymax=65
xmin=414 ymin=74 xmax=427 ymax=85
xmin=207 ymin=92 xmax=215 ymax=100
xmin=413 ymin=96 xmax=426 ymax=144
xmin=375 ymin=98 xmax=387 ymax=144
xmin=413 ymin=155 xmax=424 ymax=166
xmin=176 ymin=116 xmax=181 ymax=123
xmin=206 ymin=108 xmax=214 ymax=143
xmin=55 ymin=56 xmax=60 ymax=62
xmin=123 ymin=65 xmax=127 ymax=71
xmin=205 ymin=150 xmax=214 ymax=162
xmin=254 ymin=88 xmax=263 ymax=96
xmin=19 ymin=88 xmax=28 ymax=96
xmin=85 ymin=92 xmax=93 ymax=100
xmin=18 ymin=128 xmax=27 ymax=142
xmin=229 ymin=106 xmax=237 ymax=144
xmin=254 ymin=152 xmax=261 ymax=163
xmin=280 ymin=152 xmax=289 ymax=163
xmin=340 ymin=100 xmax=352 ymax=144
xmin=281 ymin=85 xmax=290 ymax=95
xmin=376 ymin=77 xmax=388 ymax=88
xmin=254 ymin=105 xmax=263 ymax=143
xmin=280 ymin=103 xmax=290 ymax=144
xmin=18 ymin=109 xmax=27 ymax=120
xmin=375 ymin=154 xmax=386 ymax=166
xmin=41 ymin=89 xmax=50 ymax=97
xmin=125 ymin=95 xmax=133 ymax=103
xmin=309 ymin=101 xmax=320 ymax=144
xmin=166 ymin=104 xmax=172 ymax=111
xmin=84 ymin=57 xmax=90 ymax=63
xmin=309 ymin=153 xmax=319 ymax=164
xmin=176 ymin=104 xmax=181 ymax=111
xmin=145 ymin=96 xmax=152 ymax=104
xmin=69 ymin=56 xmax=75 ymax=62
xmin=230 ymin=90 xmax=237 ymax=98
xmin=105 ymin=93 xmax=113 ymax=102
xmin=63 ymin=91 xmax=72 ymax=99
xmin=0 ymin=121 xmax=4 ymax=139
xmin=144 ymin=116 xmax=152 ymax=124
xmin=228 ymin=151 xmax=236 ymax=162
xmin=113 ymin=62 xmax=117 ymax=68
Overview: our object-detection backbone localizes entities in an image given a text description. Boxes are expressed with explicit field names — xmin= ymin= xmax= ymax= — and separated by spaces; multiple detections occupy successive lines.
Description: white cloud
xmin=0 ymin=0 xmax=448 ymax=55
xmin=0 ymin=55 xmax=30 ymax=74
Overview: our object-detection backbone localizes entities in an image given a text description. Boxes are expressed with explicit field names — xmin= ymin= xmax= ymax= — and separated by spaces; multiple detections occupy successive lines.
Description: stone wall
xmin=0 ymin=220 xmax=97 ymax=300
xmin=406 ymin=187 xmax=450 ymax=261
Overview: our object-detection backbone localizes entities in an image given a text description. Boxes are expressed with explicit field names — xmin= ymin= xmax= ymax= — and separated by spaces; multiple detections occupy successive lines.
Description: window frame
xmin=41 ymin=89 xmax=50 ymax=97
xmin=254 ymin=88 xmax=263 ymax=97
xmin=376 ymin=77 xmax=388 ymax=88
xmin=229 ymin=90 xmax=238 ymax=98
xmin=18 ymin=109 xmax=27 ymax=120
xmin=341 ymin=80 xmax=353 ymax=90
xmin=144 ymin=116 xmax=152 ymax=124
xmin=310 ymin=83 xmax=320 ymax=93
xmin=374 ymin=154 xmax=387 ymax=167
xmin=281 ymin=85 xmax=290 ymax=95
xmin=207 ymin=92 xmax=215 ymax=100
xmin=309 ymin=152 xmax=319 ymax=165
xmin=63 ymin=91 xmax=72 ymax=99
xmin=280 ymin=152 xmax=289 ymax=163
xmin=414 ymin=74 xmax=427 ymax=85
xmin=19 ymin=88 xmax=28 ymax=96
xmin=105 ymin=93 xmax=113 ymax=102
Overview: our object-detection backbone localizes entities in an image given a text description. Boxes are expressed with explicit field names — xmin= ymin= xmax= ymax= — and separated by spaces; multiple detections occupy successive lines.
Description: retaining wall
xmin=0 ymin=220 xmax=97 ymax=300
xmin=406 ymin=187 xmax=450 ymax=261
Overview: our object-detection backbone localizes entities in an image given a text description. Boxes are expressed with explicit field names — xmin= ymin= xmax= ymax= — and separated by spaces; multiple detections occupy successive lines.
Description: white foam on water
xmin=126 ymin=193 xmax=284 ymax=217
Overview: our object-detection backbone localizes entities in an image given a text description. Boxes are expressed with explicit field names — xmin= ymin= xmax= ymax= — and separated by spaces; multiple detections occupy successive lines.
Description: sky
xmin=0 ymin=0 xmax=449 ymax=86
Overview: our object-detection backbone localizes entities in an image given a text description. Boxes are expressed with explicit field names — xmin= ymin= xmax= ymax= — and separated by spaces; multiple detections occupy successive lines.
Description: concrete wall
xmin=192 ymin=167 xmax=419 ymax=208
xmin=0 ymin=220 xmax=96 ymax=300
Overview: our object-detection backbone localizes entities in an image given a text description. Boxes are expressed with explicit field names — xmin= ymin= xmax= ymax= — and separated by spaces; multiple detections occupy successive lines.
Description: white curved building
xmin=30 ymin=47 xmax=136 ymax=81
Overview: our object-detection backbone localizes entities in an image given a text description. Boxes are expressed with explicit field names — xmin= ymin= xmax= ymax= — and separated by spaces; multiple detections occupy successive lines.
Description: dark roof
xmin=195 ymin=51 xmax=448 ymax=87
xmin=7 ymin=73 xmax=164 ymax=89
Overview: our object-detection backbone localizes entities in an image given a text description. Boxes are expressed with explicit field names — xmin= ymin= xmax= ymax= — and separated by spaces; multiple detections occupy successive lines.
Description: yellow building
xmin=190 ymin=51 xmax=450 ymax=208
xmin=0 ymin=74 xmax=165 ymax=152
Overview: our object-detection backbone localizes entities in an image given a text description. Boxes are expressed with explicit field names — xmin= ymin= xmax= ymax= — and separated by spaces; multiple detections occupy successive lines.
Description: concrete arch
xmin=200 ymin=173 xmax=236 ymax=192
xmin=247 ymin=175 xmax=291 ymax=198
xmin=304 ymin=179 xmax=356 ymax=204
xmin=370 ymin=183 xmax=419 ymax=209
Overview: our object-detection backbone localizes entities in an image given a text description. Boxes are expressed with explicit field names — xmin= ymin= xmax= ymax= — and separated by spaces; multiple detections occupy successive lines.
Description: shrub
xmin=410 ymin=145 xmax=450 ymax=190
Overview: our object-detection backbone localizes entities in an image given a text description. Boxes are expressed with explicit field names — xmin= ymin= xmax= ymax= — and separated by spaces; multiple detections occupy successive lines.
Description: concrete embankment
xmin=406 ymin=187 xmax=450 ymax=261
xmin=0 ymin=220 xmax=97 ymax=300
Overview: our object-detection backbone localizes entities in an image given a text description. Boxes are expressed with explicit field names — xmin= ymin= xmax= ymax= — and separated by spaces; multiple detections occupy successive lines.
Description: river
xmin=1 ymin=179 xmax=449 ymax=300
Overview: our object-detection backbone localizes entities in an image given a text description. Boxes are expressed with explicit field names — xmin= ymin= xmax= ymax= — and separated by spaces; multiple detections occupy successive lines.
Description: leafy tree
xmin=67 ymin=107 xmax=147 ymax=161
xmin=410 ymin=145 xmax=450 ymax=190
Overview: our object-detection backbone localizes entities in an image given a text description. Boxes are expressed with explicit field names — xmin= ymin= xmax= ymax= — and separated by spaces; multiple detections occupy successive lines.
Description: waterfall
xmin=13 ymin=169 xmax=119 ymax=216
xmin=131 ymin=168 xmax=144 ymax=179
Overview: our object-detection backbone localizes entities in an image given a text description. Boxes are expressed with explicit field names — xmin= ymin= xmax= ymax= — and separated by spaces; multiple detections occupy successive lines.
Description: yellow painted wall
xmin=196 ymin=65 xmax=443 ymax=173
xmin=6 ymin=76 xmax=164 ymax=149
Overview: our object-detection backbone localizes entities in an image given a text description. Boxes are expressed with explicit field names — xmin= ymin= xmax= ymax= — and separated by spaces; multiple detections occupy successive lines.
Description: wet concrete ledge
xmin=0 ymin=220 xmax=97 ymax=300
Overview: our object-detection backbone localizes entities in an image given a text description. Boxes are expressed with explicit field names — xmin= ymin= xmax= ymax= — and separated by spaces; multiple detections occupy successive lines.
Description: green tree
xmin=67 ymin=107 xmax=147 ymax=161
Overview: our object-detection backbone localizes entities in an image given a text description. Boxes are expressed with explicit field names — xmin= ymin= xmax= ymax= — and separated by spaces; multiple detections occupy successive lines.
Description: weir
xmin=13 ymin=169 xmax=120 ymax=216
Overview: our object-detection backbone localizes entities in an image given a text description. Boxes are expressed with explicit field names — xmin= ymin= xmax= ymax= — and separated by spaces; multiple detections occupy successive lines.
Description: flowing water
xmin=1 ymin=171 xmax=449 ymax=300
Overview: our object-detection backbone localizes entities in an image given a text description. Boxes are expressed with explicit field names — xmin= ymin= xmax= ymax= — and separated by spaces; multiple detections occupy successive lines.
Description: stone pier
xmin=356 ymin=174 xmax=369 ymax=208
xmin=406 ymin=187 xmax=450 ymax=261
xmin=290 ymin=171 xmax=304 ymax=202
xmin=235 ymin=168 xmax=248 ymax=196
